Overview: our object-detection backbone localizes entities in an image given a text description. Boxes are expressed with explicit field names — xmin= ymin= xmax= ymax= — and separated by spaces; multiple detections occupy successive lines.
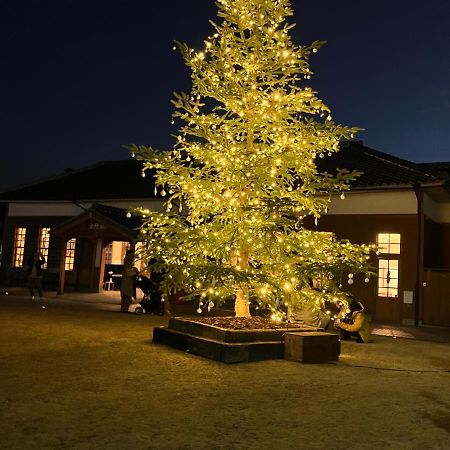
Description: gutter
xmin=413 ymin=184 xmax=425 ymax=327
xmin=349 ymin=180 xmax=447 ymax=193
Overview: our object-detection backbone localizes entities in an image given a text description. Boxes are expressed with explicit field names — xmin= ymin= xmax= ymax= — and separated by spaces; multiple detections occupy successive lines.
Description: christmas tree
xmin=130 ymin=0 xmax=374 ymax=318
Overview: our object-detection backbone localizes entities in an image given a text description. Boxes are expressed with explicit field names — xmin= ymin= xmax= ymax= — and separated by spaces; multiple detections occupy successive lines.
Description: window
xmin=38 ymin=228 xmax=51 ymax=269
xmin=377 ymin=233 xmax=401 ymax=298
xmin=378 ymin=259 xmax=399 ymax=298
xmin=12 ymin=228 xmax=27 ymax=267
xmin=65 ymin=239 xmax=76 ymax=271
xmin=377 ymin=233 xmax=400 ymax=254
xmin=105 ymin=241 xmax=131 ymax=265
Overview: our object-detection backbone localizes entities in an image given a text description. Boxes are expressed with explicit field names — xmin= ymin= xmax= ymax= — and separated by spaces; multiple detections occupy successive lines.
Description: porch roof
xmin=51 ymin=203 xmax=141 ymax=241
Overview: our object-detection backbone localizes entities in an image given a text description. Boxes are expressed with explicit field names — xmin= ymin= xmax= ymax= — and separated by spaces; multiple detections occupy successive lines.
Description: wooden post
xmin=90 ymin=238 xmax=102 ymax=292
xmin=98 ymin=242 xmax=107 ymax=291
xmin=58 ymin=238 xmax=67 ymax=295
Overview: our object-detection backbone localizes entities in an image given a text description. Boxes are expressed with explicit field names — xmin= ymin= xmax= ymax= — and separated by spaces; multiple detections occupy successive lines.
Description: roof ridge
xmin=0 ymin=159 xmax=140 ymax=195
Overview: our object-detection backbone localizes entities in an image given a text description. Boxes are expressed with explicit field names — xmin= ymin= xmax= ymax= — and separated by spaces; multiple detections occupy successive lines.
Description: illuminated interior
xmin=65 ymin=238 xmax=76 ymax=271
xmin=12 ymin=227 xmax=27 ymax=268
xmin=377 ymin=233 xmax=401 ymax=298
xmin=38 ymin=227 xmax=51 ymax=269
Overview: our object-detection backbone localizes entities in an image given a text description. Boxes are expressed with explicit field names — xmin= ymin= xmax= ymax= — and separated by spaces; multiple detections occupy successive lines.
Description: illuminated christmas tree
xmin=130 ymin=0 xmax=374 ymax=318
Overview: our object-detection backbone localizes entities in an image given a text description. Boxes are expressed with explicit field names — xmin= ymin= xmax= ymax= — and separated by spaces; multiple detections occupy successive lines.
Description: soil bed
xmin=189 ymin=316 xmax=300 ymax=330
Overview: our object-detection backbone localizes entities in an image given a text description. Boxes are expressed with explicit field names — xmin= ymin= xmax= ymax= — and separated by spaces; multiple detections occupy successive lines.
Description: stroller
xmin=134 ymin=274 xmax=164 ymax=316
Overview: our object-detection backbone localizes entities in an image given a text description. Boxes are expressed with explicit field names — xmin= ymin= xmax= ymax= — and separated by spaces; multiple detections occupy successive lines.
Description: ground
xmin=1 ymin=294 xmax=450 ymax=450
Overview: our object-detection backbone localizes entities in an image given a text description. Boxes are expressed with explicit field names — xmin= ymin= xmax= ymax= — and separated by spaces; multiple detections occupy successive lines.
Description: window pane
xmin=377 ymin=233 xmax=401 ymax=255
xmin=38 ymin=228 xmax=51 ymax=269
xmin=65 ymin=239 xmax=76 ymax=271
xmin=12 ymin=228 xmax=27 ymax=267
xmin=389 ymin=260 xmax=398 ymax=269
xmin=378 ymin=258 xmax=399 ymax=298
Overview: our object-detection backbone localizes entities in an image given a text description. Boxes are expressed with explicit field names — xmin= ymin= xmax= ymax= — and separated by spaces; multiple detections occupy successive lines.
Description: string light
xmin=129 ymin=0 xmax=373 ymax=318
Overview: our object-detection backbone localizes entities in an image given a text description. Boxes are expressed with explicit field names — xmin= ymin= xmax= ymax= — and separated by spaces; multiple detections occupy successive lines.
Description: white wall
xmin=423 ymin=194 xmax=450 ymax=223
xmin=327 ymin=190 xmax=417 ymax=215
xmin=7 ymin=199 xmax=165 ymax=217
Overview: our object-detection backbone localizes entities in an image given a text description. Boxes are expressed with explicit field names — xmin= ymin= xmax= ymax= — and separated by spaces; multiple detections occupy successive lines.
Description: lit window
xmin=38 ymin=228 xmax=50 ymax=269
xmin=377 ymin=233 xmax=401 ymax=298
xmin=65 ymin=239 xmax=76 ymax=271
xmin=377 ymin=233 xmax=400 ymax=254
xmin=378 ymin=259 xmax=399 ymax=298
xmin=105 ymin=241 xmax=131 ymax=265
xmin=12 ymin=228 xmax=26 ymax=267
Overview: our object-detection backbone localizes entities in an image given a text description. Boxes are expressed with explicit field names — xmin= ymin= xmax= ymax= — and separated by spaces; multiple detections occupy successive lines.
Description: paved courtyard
xmin=1 ymin=292 xmax=450 ymax=449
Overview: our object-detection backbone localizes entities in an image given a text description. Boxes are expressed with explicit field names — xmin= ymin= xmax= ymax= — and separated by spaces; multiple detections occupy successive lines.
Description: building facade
xmin=1 ymin=143 xmax=449 ymax=326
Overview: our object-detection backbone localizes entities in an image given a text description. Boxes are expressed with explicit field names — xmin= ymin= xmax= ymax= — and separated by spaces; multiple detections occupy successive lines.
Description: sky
xmin=1 ymin=0 xmax=449 ymax=191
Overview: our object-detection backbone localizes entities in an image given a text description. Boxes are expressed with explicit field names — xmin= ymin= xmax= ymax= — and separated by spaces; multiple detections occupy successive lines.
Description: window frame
xmin=376 ymin=233 xmax=401 ymax=299
xmin=38 ymin=227 xmax=51 ymax=269
xmin=12 ymin=227 xmax=27 ymax=268
xmin=65 ymin=238 xmax=76 ymax=271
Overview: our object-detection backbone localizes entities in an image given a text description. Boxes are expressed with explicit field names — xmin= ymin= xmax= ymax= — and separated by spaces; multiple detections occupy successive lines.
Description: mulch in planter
xmin=189 ymin=316 xmax=301 ymax=330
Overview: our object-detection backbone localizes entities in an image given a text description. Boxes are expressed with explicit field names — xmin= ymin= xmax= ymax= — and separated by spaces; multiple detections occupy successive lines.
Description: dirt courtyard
xmin=1 ymin=295 xmax=450 ymax=450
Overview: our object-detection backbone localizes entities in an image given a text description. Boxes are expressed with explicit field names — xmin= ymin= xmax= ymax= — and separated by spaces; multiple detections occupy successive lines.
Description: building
xmin=0 ymin=160 xmax=162 ymax=293
xmin=1 ymin=142 xmax=449 ymax=326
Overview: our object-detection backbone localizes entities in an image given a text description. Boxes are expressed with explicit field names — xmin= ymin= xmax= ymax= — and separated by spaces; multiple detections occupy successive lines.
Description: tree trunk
xmin=235 ymin=286 xmax=251 ymax=317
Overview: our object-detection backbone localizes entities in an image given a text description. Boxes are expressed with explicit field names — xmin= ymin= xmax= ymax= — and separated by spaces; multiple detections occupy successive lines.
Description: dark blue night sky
xmin=1 ymin=0 xmax=449 ymax=191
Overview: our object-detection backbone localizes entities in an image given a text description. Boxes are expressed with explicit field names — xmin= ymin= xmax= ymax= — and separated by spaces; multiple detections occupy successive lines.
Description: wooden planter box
xmin=153 ymin=318 xmax=340 ymax=364
xmin=284 ymin=332 xmax=340 ymax=363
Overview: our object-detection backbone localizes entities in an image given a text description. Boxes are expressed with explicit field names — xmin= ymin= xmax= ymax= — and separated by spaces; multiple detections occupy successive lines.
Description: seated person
xmin=290 ymin=288 xmax=331 ymax=330
xmin=292 ymin=303 xmax=331 ymax=329
xmin=334 ymin=296 xmax=371 ymax=343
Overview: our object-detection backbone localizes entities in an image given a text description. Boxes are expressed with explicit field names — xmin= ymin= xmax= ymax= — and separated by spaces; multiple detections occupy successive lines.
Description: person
xmin=290 ymin=298 xmax=331 ymax=330
xmin=289 ymin=280 xmax=331 ymax=329
xmin=120 ymin=250 xmax=138 ymax=313
xmin=27 ymin=251 xmax=46 ymax=299
xmin=334 ymin=295 xmax=371 ymax=343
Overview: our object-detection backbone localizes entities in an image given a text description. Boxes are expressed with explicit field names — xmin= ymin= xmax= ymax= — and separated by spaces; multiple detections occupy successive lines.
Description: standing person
xmin=27 ymin=251 xmax=46 ymax=299
xmin=120 ymin=250 xmax=137 ymax=313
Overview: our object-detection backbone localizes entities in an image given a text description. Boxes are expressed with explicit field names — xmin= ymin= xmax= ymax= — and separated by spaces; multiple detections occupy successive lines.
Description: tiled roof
xmin=418 ymin=161 xmax=450 ymax=182
xmin=0 ymin=143 xmax=447 ymax=202
xmin=318 ymin=141 xmax=446 ymax=189
xmin=0 ymin=160 xmax=156 ymax=201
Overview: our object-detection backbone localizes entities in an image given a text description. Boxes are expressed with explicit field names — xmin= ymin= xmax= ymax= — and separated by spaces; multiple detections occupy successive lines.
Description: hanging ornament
xmin=364 ymin=277 xmax=370 ymax=283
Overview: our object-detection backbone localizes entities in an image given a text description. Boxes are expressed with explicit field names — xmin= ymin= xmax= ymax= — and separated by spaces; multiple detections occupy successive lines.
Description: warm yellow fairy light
xmin=129 ymin=0 xmax=373 ymax=318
